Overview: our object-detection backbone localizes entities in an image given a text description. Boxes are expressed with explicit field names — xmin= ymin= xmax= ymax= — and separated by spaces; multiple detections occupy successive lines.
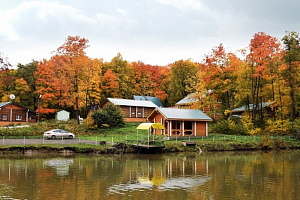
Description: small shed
xmin=56 ymin=110 xmax=70 ymax=121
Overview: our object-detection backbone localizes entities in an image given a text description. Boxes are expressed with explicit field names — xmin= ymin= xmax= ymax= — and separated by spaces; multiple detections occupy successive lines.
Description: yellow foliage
xmin=250 ymin=128 xmax=262 ymax=135
xmin=85 ymin=114 xmax=97 ymax=129
xmin=224 ymin=109 xmax=231 ymax=116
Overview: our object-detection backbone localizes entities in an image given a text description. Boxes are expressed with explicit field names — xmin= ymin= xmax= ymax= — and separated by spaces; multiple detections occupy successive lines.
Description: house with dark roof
xmin=100 ymin=98 xmax=158 ymax=122
xmin=231 ymin=102 xmax=275 ymax=118
xmin=0 ymin=102 xmax=36 ymax=126
xmin=133 ymin=95 xmax=164 ymax=107
xmin=147 ymin=107 xmax=212 ymax=137
xmin=175 ymin=93 xmax=222 ymax=120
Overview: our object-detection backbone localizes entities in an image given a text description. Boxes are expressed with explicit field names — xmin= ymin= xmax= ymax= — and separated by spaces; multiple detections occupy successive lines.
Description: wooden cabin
xmin=0 ymin=102 xmax=36 ymax=126
xmin=100 ymin=98 xmax=158 ymax=122
xmin=231 ymin=102 xmax=275 ymax=118
xmin=175 ymin=93 xmax=222 ymax=120
xmin=147 ymin=107 xmax=212 ymax=137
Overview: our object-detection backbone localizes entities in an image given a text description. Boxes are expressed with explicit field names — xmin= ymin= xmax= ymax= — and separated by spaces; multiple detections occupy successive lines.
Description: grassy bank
xmin=0 ymin=121 xmax=300 ymax=153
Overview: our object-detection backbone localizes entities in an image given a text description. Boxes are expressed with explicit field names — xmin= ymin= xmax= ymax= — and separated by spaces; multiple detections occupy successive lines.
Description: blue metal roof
xmin=156 ymin=107 xmax=212 ymax=121
xmin=0 ymin=102 xmax=11 ymax=108
xmin=175 ymin=93 xmax=199 ymax=105
xmin=133 ymin=95 xmax=164 ymax=107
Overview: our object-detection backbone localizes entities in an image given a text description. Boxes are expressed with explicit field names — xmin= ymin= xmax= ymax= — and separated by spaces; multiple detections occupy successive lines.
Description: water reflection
xmin=0 ymin=151 xmax=299 ymax=200
xmin=44 ymin=158 xmax=74 ymax=176
xmin=108 ymin=155 xmax=210 ymax=194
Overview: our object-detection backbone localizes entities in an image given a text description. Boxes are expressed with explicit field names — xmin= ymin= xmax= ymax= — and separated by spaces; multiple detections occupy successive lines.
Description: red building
xmin=0 ymin=102 xmax=36 ymax=126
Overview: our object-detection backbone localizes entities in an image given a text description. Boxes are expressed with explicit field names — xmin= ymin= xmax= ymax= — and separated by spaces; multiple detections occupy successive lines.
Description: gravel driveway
xmin=0 ymin=138 xmax=99 ymax=146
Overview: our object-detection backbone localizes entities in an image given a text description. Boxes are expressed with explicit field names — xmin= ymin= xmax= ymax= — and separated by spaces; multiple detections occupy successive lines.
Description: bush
xmin=210 ymin=119 xmax=249 ymax=135
xmin=91 ymin=104 xmax=125 ymax=128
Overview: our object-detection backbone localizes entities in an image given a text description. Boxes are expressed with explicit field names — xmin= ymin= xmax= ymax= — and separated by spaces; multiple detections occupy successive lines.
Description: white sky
xmin=1 ymin=0 xmax=299 ymax=67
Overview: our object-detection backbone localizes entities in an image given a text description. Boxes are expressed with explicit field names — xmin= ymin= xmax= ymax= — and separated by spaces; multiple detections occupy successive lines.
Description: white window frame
xmin=16 ymin=114 xmax=22 ymax=121
xmin=2 ymin=114 xmax=8 ymax=121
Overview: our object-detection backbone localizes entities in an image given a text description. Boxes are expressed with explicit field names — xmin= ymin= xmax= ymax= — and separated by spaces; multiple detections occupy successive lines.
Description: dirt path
xmin=0 ymin=138 xmax=98 ymax=146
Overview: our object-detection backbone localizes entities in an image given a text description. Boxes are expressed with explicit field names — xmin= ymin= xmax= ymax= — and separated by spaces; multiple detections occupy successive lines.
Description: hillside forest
xmin=0 ymin=31 xmax=300 ymax=134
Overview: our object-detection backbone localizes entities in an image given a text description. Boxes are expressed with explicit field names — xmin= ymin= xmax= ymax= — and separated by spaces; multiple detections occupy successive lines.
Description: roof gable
xmin=175 ymin=93 xmax=199 ymax=105
xmin=0 ymin=102 xmax=11 ymax=108
xmin=149 ymin=107 xmax=212 ymax=121
xmin=0 ymin=101 xmax=36 ymax=113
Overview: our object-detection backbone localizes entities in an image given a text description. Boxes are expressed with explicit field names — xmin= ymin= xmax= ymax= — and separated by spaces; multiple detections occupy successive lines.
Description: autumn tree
xmin=103 ymin=53 xmax=134 ymax=99
xmin=101 ymin=68 xmax=119 ymax=99
xmin=131 ymin=61 xmax=169 ymax=105
xmin=246 ymin=32 xmax=282 ymax=125
xmin=16 ymin=61 xmax=38 ymax=110
xmin=79 ymin=58 xmax=103 ymax=117
xmin=56 ymin=36 xmax=89 ymax=124
xmin=35 ymin=56 xmax=67 ymax=113
xmin=0 ymin=68 xmax=16 ymax=102
xmin=168 ymin=59 xmax=199 ymax=105
xmin=196 ymin=44 xmax=240 ymax=116
xmin=282 ymin=31 xmax=300 ymax=127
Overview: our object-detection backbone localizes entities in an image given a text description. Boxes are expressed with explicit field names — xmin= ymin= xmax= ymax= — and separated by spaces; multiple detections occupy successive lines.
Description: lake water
xmin=0 ymin=150 xmax=299 ymax=200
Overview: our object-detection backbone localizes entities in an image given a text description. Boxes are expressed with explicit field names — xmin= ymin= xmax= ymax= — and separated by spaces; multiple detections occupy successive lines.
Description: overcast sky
xmin=1 ymin=0 xmax=300 ymax=67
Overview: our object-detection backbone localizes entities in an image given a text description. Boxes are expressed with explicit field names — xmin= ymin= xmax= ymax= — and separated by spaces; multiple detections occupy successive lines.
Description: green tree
xmin=16 ymin=61 xmax=38 ymax=110
xmin=168 ymin=59 xmax=199 ymax=105
xmin=91 ymin=104 xmax=124 ymax=128
xmin=103 ymin=53 xmax=134 ymax=99
xmin=282 ymin=31 xmax=300 ymax=125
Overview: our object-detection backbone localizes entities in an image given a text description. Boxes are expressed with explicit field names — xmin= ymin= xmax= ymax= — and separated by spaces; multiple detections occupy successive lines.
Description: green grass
xmin=1 ymin=121 xmax=300 ymax=152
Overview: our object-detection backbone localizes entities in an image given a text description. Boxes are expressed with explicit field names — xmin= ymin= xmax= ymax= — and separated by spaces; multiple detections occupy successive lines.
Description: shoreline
xmin=0 ymin=139 xmax=299 ymax=155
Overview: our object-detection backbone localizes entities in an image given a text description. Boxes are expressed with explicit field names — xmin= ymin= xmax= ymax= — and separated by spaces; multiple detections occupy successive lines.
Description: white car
xmin=44 ymin=129 xmax=75 ymax=139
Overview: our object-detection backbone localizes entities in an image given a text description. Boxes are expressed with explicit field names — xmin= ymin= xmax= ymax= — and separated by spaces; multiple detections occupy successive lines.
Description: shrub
xmin=91 ymin=104 xmax=125 ymax=128
xmin=210 ymin=119 xmax=249 ymax=135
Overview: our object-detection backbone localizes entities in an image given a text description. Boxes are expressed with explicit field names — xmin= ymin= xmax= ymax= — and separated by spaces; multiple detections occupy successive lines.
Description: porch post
xmin=10 ymin=109 xmax=12 ymax=121
xmin=129 ymin=107 xmax=131 ymax=117
xmin=143 ymin=107 xmax=144 ymax=118
xmin=194 ymin=121 xmax=197 ymax=136
xmin=26 ymin=110 xmax=29 ymax=122
xmin=161 ymin=118 xmax=163 ymax=135
xmin=206 ymin=122 xmax=208 ymax=136
xmin=136 ymin=107 xmax=138 ymax=118
xmin=170 ymin=121 xmax=172 ymax=136
xmin=182 ymin=121 xmax=185 ymax=136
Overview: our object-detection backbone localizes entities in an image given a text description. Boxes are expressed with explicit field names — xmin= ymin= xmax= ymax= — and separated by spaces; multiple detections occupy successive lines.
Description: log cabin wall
xmin=0 ymin=103 xmax=36 ymax=126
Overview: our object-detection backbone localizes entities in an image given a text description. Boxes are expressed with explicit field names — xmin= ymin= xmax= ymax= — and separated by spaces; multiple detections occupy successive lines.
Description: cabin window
xmin=16 ymin=115 xmax=22 ymax=121
xmin=2 ymin=114 xmax=7 ymax=121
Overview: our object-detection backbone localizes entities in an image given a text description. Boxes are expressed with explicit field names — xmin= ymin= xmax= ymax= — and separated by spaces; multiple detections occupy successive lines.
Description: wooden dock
xmin=129 ymin=140 xmax=165 ymax=153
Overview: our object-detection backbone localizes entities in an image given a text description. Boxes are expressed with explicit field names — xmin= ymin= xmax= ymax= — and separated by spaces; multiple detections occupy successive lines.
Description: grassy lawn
xmin=1 ymin=121 xmax=300 ymax=151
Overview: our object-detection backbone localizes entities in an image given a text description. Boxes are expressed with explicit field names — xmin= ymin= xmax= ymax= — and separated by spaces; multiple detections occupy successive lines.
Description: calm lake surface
xmin=0 ymin=150 xmax=299 ymax=200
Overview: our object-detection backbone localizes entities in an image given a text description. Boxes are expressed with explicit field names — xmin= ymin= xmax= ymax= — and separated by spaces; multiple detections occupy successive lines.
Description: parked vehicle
xmin=44 ymin=129 xmax=75 ymax=139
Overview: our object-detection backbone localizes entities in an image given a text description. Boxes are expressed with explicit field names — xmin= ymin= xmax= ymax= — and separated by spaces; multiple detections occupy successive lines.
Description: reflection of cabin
xmin=175 ymin=93 xmax=222 ymax=120
xmin=231 ymin=102 xmax=275 ymax=118
xmin=0 ymin=102 xmax=36 ymax=126
xmin=133 ymin=95 xmax=164 ymax=107
xmin=100 ymin=98 xmax=158 ymax=122
xmin=147 ymin=107 xmax=212 ymax=137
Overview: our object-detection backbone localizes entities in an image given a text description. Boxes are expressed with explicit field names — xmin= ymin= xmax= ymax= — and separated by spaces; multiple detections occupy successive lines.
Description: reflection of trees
xmin=199 ymin=151 xmax=300 ymax=200
xmin=0 ymin=151 xmax=299 ymax=200
xmin=0 ymin=179 xmax=11 ymax=198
